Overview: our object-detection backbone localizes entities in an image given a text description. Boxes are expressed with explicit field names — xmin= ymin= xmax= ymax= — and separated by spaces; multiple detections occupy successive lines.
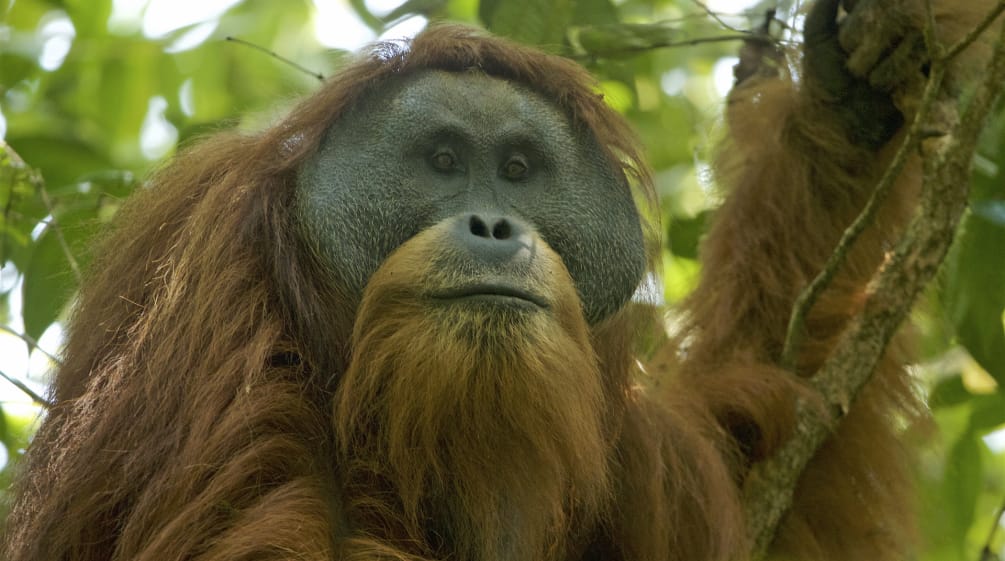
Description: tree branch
xmin=779 ymin=62 xmax=946 ymax=371
xmin=0 ymin=325 xmax=62 ymax=365
xmin=945 ymin=1 xmax=1005 ymax=60
xmin=0 ymin=368 xmax=52 ymax=408
xmin=225 ymin=37 xmax=324 ymax=81
xmin=747 ymin=7 xmax=1005 ymax=559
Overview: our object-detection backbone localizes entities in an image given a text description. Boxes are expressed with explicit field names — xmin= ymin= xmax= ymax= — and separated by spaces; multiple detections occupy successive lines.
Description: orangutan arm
xmin=650 ymin=1 xmax=1002 ymax=560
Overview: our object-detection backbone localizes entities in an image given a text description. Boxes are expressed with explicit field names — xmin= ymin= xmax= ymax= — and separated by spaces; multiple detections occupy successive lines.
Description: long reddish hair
xmin=2 ymin=25 xmax=740 ymax=561
xmin=8 ymin=3 xmax=992 ymax=558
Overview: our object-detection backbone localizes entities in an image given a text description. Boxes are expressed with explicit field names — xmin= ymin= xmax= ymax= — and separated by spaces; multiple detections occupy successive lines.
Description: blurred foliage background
xmin=1 ymin=0 xmax=1004 ymax=558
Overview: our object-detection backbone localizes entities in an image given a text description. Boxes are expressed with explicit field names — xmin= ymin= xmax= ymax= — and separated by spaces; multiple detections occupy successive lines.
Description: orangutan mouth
xmin=433 ymin=283 xmax=549 ymax=309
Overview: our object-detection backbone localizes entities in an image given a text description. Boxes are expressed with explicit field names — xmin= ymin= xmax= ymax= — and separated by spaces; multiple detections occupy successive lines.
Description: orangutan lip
xmin=434 ymin=284 xmax=548 ymax=309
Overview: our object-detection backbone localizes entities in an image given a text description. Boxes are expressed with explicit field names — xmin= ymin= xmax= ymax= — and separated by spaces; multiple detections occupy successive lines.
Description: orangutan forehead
xmin=377 ymin=70 xmax=578 ymax=145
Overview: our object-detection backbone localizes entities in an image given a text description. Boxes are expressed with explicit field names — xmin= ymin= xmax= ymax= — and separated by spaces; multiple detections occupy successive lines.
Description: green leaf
xmin=19 ymin=192 xmax=103 ymax=337
xmin=19 ymin=197 xmax=99 ymax=342
xmin=382 ymin=0 xmax=447 ymax=23
xmin=1 ymin=142 xmax=48 ymax=269
xmin=0 ymin=403 xmax=40 ymax=505
xmin=0 ymin=53 xmax=38 ymax=89
xmin=4 ymin=136 xmax=113 ymax=190
xmin=62 ymin=0 xmax=113 ymax=38
xmin=572 ymin=0 xmax=618 ymax=26
xmin=21 ymin=226 xmax=77 ymax=341
xmin=481 ymin=0 xmax=572 ymax=47
xmin=478 ymin=0 xmax=499 ymax=30
xmin=96 ymin=42 xmax=165 ymax=163
xmin=942 ymin=430 xmax=984 ymax=543
xmin=76 ymin=169 xmax=138 ymax=199
xmin=0 ymin=404 xmax=7 ymax=447
xmin=928 ymin=375 xmax=972 ymax=409
xmin=662 ymin=251 xmax=700 ymax=304
xmin=667 ymin=211 xmax=708 ymax=260
xmin=572 ymin=23 xmax=683 ymax=57
xmin=969 ymin=393 xmax=1005 ymax=432
xmin=944 ymin=211 xmax=1005 ymax=385
xmin=348 ymin=0 xmax=383 ymax=31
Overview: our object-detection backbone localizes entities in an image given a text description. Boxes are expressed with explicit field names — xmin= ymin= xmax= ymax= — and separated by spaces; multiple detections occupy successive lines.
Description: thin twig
xmin=944 ymin=1 xmax=1005 ymax=61
xmin=573 ymin=33 xmax=775 ymax=60
xmin=0 ymin=325 xmax=62 ymax=365
xmin=980 ymin=495 xmax=1005 ymax=561
xmin=691 ymin=0 xmax=746 ymax=33
xmin=779 ymin=0 xmax=1005 ymax=370
xmin=922 ymin=0 xmax=940 ymax=58
xmin=0 ymin=369 xmax=52 ymax=408
xmin=753 ymin=7 xmax=1005 ymax=559
xmin=2 ymin=143 xmax=80 ymax=284
xmin=780 ymin=62 xmax=946 ymax=371
xmin=348 ymin=0 xmax=383 ymax=34
xmin=225 ymin=36 xmax=324 ymax=81
xmin=38 ymin=185 xmax=82 ymax=284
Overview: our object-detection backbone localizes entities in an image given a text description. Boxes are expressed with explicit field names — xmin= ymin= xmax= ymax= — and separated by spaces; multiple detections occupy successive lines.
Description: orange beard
xmin=333 ymin=222 xmax=613 ymax=561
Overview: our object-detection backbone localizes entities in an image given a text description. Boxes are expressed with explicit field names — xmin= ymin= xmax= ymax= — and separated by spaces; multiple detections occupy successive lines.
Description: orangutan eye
xmin=501 ymin=155 xmax=529 ymax=180
xmin=431 ymin=150 xmax=457 ymax=171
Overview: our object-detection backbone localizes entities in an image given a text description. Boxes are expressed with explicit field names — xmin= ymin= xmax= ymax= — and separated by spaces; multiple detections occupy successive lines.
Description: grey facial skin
xmin=297 ymin=70 xmax=646 ymax=323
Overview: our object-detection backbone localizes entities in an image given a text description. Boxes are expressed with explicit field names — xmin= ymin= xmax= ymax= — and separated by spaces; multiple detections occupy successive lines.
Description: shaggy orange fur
xmin=651 ymin=1 xmax=1001 ymax=559
xmin=1 ymin=2 xmax=999 ymax=560
xmin=1 ymin=26 xmax=739 ymax=561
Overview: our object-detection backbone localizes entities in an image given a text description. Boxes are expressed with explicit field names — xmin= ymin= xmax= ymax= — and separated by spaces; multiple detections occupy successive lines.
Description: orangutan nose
xmin=450 ymin=213 xmax=534 ymax=266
